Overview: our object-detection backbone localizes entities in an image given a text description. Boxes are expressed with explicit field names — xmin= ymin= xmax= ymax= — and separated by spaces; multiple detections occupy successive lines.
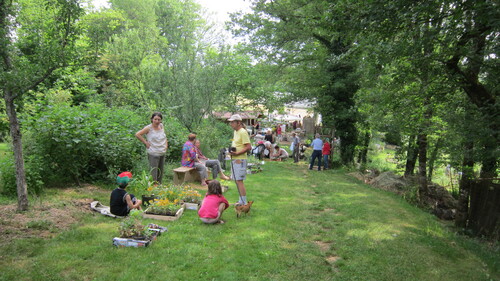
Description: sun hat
xmin=227 ymin=114 xmax=242 ymax=121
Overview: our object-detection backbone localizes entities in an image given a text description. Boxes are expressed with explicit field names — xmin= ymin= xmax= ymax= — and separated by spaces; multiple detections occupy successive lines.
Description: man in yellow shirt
xmin=228 ymin=114 xmax=252 ymax=205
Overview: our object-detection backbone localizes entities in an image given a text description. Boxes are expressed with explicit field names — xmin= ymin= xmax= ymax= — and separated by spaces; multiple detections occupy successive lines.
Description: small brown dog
xmin=235 ymin=201 xmax=254 ymax=218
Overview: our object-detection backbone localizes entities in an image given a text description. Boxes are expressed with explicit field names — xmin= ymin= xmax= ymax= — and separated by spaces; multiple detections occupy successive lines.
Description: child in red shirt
xmin=198 ymin=180 xmax=229 ymax=224
xmin=322 ymin=139 xmax=331 ymax=170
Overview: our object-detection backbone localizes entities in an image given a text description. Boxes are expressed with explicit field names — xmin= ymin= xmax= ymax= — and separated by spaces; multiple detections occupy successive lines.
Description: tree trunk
xmin=427 ymin=137 xmax=442 ymax=182
xmin=417 ymin=133 xmax=428 ymax=196
xmin=455 ymin=140 xmax=473 ymax=228
xmin=3 ymin=91 xmax=29 ymax=211
xmin=444 ymin=19 xmax=498 ymax=179
xmin=358 ymin=131 xmax=370 ymax=165
xmin=404 ymin=135 xmax=419 ymax=177
xmin=480 ymin=136 xmax=498 ymax=178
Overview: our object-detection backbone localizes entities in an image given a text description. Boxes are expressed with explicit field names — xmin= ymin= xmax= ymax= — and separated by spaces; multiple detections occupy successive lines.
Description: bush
xmin=192 ymin=118 xmax=233 ymax=159
xmin=160 ymin=114 xmax=189 ymax=164
xmin=3 ymin=103 xmax=227 ymax=191
xmin=0 ymin=153 xmax=44 ymax=197
xmin=383 ymin=129 xmax=402 ymax=146
xmin=23 ymin=103 xmax=146 ymax=185
xmin=20 ymin=103 xmax=192 ymax=186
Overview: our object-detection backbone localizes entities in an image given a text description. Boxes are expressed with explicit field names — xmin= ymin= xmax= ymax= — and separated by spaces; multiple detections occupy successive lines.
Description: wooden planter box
xmin=142 ymin=205 xmax=185 ymax=221
xmin=112 ymin=224 xmax=166 ymax=247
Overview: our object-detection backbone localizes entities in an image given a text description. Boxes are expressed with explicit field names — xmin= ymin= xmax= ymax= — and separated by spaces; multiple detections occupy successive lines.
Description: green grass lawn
xmin=0 ymin=161 xmax=498 ymax=281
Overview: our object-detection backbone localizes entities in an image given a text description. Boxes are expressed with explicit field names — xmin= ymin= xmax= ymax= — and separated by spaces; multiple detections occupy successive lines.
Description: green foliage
xmin=319 ymin=60 xmax=359 ymax=165
xmin=383 ymin=129 xmax=402 ymax=146
xmin=0 ymin=143 xmax=8 ymax=159
xmin=160 ymin=113 xmax=190 ymax=163
xmin=1 ymin=0 xmax=84 ymax=90
xmin=23 ymin=103 xmax=145 ymax=185
xmin=352 ymin=0 xmax=499 ymax=177
xmin=1 ymin=0 xmax=85 ymax=209
xmin=35 ymin=67 xmax=100 ymax=106
xmin=126 ymin=170 xmax=155 ymax=196
xmin=192 ymin=118 xmax=233 ymax=159
xmin=79 ymin=7 xmax=127 ymax=57
xmin=0 ymin=110 xmax=8 ymax=142
xmin=231 ymin=0 xmax=361 ymax=165
xmin=365 ymin=148 xmax=398 ymax=174
xmin=0 ymin=152 xmax=44 ymax=197
xmin=118 ymin=209 xmax=151 ymax=238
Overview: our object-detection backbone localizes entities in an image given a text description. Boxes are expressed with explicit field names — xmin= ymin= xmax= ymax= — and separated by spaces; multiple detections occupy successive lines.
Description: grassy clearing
xmin=0 ymin=162 xmax=498 ymax=281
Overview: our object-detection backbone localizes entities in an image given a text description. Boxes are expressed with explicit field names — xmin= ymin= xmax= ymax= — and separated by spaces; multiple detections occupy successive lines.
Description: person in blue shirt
xmin=309 ymin=133 xmax=323 ymax=171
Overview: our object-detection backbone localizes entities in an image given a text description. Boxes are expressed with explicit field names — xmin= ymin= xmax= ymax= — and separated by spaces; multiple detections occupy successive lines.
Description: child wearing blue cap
xmin=110 ymin=172 xmax=142 ymax=216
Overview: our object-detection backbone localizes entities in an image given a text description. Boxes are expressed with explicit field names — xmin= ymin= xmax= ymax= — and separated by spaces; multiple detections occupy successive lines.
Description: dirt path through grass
xmin=0 ymin=161 xmax=498 ymax=280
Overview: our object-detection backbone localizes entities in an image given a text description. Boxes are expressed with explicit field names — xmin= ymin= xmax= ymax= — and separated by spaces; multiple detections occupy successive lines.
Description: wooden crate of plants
xmin=143 ymin=204 xmax=185 ymax=221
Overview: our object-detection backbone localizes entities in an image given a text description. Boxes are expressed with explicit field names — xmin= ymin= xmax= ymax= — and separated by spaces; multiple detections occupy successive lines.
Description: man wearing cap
xmin=110 ymin=171 xmax=142 ymax=216
xmin=228 ymin=114 xmax=252 ymax=205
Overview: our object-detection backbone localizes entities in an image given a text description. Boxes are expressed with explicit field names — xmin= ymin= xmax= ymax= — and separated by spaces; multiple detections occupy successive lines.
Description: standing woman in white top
xmin=135 ymin=112 xmax=168 ymax=184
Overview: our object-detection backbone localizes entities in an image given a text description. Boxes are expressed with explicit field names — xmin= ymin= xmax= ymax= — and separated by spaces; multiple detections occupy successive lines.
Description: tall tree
xmin=154 ymin=0 xmax=227 ymax=131
xmin=355 ymin=0 xmax=499 ymax=177
xmin=0 ymin=0 xmax=83 ymax=211
xmin=231 ymin=0 xmax=360 ymax=164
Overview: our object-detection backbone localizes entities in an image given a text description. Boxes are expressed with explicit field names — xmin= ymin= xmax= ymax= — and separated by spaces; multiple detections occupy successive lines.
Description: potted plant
xmin=142 ymin=184 xmax=162 ymax=207
xmin=180 ymin=187 xmax=202 ymax=210
xmin=143 ymin=198 xmax=185 ymax=221
xmin=118 ymin=210 xmax=152 ymax=239
xmin=113 ymin=210 xmax=164 ymax=247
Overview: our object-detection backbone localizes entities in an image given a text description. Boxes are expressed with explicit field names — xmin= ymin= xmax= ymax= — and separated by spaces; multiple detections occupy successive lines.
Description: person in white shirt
xmin=135 ymin=112 xmax=168 ymax=184
xmin=280 ymin=124 xmax=286 ymax=141
xmin=309 ymin=133 xmax=323 ymax=171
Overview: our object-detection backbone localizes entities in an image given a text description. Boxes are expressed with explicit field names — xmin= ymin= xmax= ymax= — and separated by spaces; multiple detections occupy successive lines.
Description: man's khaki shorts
xmin=230 ymin=159 xmax=247 ymax=181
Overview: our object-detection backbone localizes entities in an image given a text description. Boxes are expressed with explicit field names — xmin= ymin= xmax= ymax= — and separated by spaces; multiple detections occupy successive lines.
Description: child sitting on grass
xmin=110 ymin=171 xmax=142 ymax=216
xmin=198 ymin=180 xmax=229 ymax=224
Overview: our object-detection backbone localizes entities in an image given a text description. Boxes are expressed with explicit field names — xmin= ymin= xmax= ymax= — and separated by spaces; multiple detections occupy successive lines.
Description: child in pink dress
xmin=198 ymin=180 xmax=229 ymax=224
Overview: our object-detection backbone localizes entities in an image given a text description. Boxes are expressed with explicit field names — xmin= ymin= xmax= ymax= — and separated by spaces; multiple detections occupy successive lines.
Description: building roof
xmin=212 ymin=111 xmax=264 ymax=120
